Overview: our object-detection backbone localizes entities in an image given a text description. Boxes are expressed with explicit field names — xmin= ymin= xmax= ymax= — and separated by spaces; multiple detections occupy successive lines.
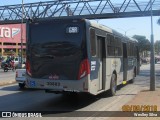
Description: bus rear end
xmin=26 ymin=19 xmax=90 ymax=93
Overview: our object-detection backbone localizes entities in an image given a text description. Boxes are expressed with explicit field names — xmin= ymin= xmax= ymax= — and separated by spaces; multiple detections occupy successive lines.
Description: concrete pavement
xmin=110 ymin=88 xmax=160 ymax=120
xmin=109 ymin=63 xmax=160 ymax=120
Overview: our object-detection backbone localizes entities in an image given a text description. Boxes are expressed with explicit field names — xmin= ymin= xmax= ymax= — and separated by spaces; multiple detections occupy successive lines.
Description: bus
xmin=26 ymin=18 xmax=140 ymax=96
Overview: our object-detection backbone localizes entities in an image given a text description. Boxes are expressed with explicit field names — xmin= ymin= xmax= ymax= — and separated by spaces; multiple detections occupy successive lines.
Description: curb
xmin=0 ymin=80 xmax=17 ymax=86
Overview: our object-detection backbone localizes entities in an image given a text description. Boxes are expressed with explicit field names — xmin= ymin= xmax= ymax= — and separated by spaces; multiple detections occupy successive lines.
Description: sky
xmin=0 ymin=0 xmax=160 ymax=41
xmin=96 ymin=16 xmax=160 ymax=41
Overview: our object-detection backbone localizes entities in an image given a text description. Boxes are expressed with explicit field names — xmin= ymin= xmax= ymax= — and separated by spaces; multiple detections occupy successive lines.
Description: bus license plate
xmin=46 ymin=82 xmax=60 ymax=87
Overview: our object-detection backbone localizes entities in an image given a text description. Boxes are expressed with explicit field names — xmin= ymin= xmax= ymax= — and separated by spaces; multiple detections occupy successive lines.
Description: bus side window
xmin=128 ymin=42 xmax=135 ymax=56
xmin=90 ymin=28 xmax=96 ymax=56
xmin=116 ymin=37 xmax=122 ymax=56
xmin=107 ymin=35 xmax=122 ymax=57
xmin=107 ymin=34 xmax=115 ymax=56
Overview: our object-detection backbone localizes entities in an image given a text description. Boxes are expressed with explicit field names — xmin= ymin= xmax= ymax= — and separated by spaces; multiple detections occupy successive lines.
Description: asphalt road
xmin=0 ymin=63 xmax=160 ymax=119
xmin=0 ymin=68 xmax=15 ymax=81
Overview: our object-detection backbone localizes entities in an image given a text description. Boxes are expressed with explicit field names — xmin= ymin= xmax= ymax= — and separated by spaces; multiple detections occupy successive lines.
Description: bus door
xmin=97 ymin=36 xmax=106 ymax=90
xmin=122 ymin=43 xmax=128 ymax=81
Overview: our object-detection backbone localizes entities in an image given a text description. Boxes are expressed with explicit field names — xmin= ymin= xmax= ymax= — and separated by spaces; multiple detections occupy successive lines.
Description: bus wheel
xmin=109 ymin=74 xmax=117 ymax=96
xmin=19 ymin=83 xmax=25 ymax=89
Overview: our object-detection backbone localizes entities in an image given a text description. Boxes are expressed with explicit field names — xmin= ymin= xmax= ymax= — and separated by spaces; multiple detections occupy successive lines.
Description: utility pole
xmin=20 ymin=0 xmax=24 ymax=68
xmin=150 ymin=0 xmax=156 ymax=91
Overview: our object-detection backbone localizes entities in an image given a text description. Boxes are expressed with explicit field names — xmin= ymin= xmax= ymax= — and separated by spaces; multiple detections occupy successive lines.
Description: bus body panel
xmin=26 ymin=75 xmax=89 ymax=92
xmin=113 ymin=57 xmax=123 ymax=85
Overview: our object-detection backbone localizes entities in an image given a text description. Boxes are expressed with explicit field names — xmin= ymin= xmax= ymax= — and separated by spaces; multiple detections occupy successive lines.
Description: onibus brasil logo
xmin=0 ymin=27 xmax=21 ymax=38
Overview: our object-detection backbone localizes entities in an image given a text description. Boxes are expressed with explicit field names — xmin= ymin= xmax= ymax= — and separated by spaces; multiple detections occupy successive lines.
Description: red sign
xmin=0 ymin=24 xmax=26 ymax=43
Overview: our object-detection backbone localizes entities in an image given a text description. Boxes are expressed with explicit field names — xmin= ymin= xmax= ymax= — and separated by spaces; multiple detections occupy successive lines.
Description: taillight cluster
xmin=26 ymin=60 xmax=32 ymax=76
xmin=78 ymin=59 xmax=90 ymax=80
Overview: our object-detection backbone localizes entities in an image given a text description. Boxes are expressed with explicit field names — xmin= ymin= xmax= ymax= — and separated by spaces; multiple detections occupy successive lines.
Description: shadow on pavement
xmin=0 ymin=85 xmax=113 ymax=113
xmin=0 ymin=85 xmax=40 ymax=92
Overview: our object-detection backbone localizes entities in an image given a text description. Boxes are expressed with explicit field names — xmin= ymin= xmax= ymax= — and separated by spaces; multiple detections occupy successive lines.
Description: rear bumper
xmin=25 ymin=75 xmax=88 ymax=92
xmin=16 ymin=77 xmax=26 ymax=83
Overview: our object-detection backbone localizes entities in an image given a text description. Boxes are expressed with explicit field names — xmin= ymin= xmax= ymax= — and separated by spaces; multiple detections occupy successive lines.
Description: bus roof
xmin=87 ymin=19 xmax=138 ymax=43
xmin=87 ymin=20 xmax=112 ymax=33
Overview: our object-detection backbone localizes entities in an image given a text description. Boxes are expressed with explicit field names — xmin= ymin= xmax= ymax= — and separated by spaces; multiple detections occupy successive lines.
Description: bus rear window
xmin=29 ymin=21 xmax=83 ymax=46
xmin=90 ymin=28 xmax=96 ymax=56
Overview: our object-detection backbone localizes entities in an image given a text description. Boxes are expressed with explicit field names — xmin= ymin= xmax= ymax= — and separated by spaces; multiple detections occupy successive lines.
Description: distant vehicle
xmin=3 ymin=60 xmax=15 ymax=72
xmin=14 ymin=57 xmax=20 ymax=68
xmin=141 ymin=57 xmax=150 ymax=64
xmin=1 ymin=57 xmax=7 ymax=68
xmin=16 ymin=69 xmax=26 ymax=89
xmin=26 ymin=18 xmax=140 ymax=96
xmin=1 ymin=61 xmax=5 ymax=69
xmin=155 ymin=57 xmax=160 ymax=64
xmin=0 ymin=56 xmax=4 ymax=62
xmin=1 ymin=57 xmax=26 ymax=69
xmin=14 ymin=57 xmax=26 ymax=69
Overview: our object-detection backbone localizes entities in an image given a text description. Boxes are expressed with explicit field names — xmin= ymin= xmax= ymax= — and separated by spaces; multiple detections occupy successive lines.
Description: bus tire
xmin=109 ymin=74 xmax=117 ymax=96
xmin=19 ymin=83 xmax=25 ymax=89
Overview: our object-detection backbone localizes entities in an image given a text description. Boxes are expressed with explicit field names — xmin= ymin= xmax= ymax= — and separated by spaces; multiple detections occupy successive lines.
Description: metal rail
xmin=0 ymin=0 xmax=160 ymax=24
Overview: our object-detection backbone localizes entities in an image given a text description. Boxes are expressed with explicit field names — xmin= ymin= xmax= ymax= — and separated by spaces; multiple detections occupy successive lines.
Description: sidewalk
xmin=0 ymin=79 xmax=16 ymax=86
xmin=110 ymin=88 xmax=160 ymax=120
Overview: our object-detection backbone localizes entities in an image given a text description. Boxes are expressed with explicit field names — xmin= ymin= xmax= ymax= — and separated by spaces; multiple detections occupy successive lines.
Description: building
xmin=0 ymin=23 xmax=26 ymax=57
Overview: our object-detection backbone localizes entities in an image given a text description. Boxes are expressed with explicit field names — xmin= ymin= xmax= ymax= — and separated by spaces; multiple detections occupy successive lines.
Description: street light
xmin=117 ymin=28 xmax=135 ymax=36
xmin=150 ymin=0 xmax=156 ymax=91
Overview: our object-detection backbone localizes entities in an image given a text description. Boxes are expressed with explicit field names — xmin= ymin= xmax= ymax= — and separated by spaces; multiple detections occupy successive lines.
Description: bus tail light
xmin=26 ymin=60 xmax=32 ymax=76
xmin=78 ymin=59 xmax=90 ymax=80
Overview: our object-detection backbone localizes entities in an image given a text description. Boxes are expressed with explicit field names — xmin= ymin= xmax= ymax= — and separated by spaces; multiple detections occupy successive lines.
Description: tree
xmin=154 ymin=40 xmax=160 ymax=55
xmin=132 ymin=35 xmax=150 ymax=57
